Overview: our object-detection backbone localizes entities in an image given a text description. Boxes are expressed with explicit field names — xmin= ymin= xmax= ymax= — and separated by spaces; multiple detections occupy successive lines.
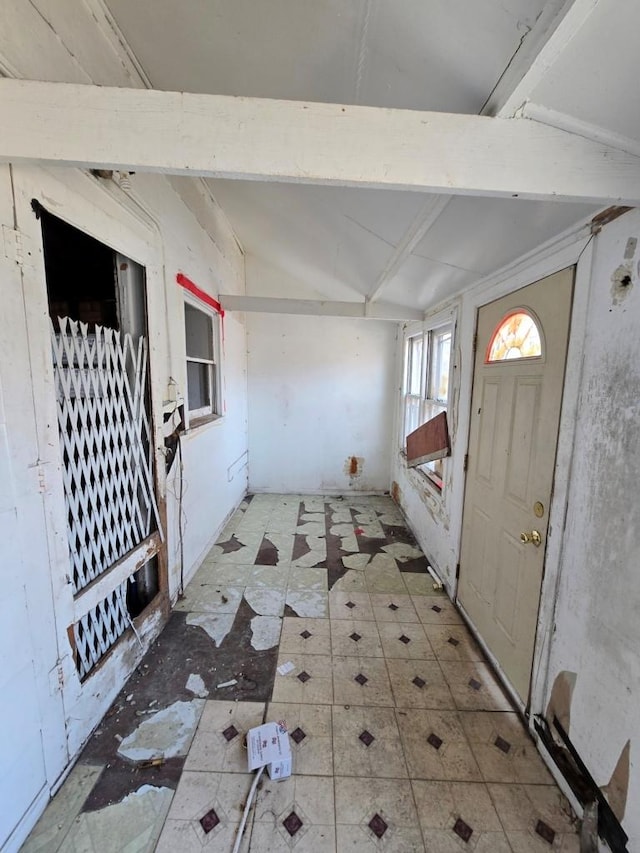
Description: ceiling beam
xmin=367 ymin=195 xmax=452 ymax=302
xmin=219 ymin=294 xmax=423 ymax=321
xmin=1 ymin=80 xmax=639 ymax=204
xmin=483 ymin=0 xmax=601 ymax=118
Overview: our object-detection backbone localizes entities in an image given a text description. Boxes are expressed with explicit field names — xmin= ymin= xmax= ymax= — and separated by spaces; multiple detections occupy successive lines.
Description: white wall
xmin=543 ymin=210 xmax=640 ymax=847
xmin=247 ymin=313 xmax=397 ymax=493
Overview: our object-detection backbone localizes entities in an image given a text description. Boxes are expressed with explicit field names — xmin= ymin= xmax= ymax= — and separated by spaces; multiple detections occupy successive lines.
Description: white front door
xmin=457 ymin=268 xmax=573 ymax=702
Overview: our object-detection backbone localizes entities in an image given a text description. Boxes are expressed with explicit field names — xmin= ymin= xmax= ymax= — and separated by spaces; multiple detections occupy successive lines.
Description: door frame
xmin=12 ymin=164 xmax=170 ymax=762
xmin=448 ymin=229 xmax=595 ymax=716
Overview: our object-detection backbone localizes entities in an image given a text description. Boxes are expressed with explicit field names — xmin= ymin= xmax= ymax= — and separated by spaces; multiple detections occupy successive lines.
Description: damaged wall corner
xmin=546 ymin=670 xmax=577 ymax=736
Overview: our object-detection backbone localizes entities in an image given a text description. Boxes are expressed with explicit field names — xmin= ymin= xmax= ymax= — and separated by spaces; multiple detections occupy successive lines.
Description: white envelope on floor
xmin=247 ymin=722 xmax=291 ymax=773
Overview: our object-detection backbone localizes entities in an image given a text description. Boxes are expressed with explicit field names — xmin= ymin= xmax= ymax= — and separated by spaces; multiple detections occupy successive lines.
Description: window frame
xmin=485 ymin=307 xmax=545 ymax=364
xmin=401 ymin=319 xmax=454 ymax=491
xmin=183 ymin=296 xmax=222 ymax=427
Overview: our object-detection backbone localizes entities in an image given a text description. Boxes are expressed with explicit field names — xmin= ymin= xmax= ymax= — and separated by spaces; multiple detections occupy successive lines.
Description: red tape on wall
xmin=176 ymin=272 xmax=225 ymax=317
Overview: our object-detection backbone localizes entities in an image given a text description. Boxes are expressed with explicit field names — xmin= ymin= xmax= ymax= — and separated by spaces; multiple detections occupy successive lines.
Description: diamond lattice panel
xmin=52 ymin=318 xmax=159 ymax=594
xmin=74 ymin=581 xmax=130 ymax=678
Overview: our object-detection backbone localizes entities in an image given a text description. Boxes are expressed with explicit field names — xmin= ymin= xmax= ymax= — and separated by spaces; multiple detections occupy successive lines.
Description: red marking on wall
xmin=176 ymin=272 xmax=227 ymax=374
xmin=176 ymin=272 xmax=224 ymax=317
xmin=349 ymin=456 xmax=359 ymax=476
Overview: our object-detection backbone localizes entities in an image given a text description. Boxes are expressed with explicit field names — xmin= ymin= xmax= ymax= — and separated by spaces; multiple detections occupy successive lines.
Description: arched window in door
xmin=485 ymin=310 xmax=543 ymax=363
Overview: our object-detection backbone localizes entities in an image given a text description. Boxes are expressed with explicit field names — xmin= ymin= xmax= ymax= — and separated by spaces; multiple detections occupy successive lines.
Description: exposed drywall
xmin=247 ymin=313 xmax=396 ymax=494
xmin=543 ymin=209 xmax=640 ymax=847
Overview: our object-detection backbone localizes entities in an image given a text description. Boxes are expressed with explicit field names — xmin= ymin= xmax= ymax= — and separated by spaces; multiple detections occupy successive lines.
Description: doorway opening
xmin=39 ymin=206 xmax=162 ymax=679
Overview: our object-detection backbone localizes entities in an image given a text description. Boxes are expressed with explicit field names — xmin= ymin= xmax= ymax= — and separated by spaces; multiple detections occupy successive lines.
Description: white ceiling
xmin=103 ymin=0 xmax=635 ymax=310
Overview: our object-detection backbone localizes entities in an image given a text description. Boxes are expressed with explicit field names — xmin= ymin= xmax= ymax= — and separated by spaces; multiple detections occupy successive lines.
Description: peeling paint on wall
xmin=610 ymin=263 xmax=634 ymax=305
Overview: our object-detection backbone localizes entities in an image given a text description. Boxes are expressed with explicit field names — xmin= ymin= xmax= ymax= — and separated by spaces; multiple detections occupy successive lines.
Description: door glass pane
xmin=187 ymin=361 xmax=211 ymax=410
xmin=486 ymin=311 xmax=542 ymax=362
xmin=184 ymin=303 xmax=213 ymax=360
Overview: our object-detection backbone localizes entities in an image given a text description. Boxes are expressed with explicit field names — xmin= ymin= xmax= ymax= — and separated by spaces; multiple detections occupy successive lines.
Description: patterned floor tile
xmin=460 ymin=712 xmax=554 ymax=784
xmin=335 ymin=777 xmax=423 ymax=851
xmin=423 ymin=624 xmax=485 ymax=662
xmin=332 ymin=705 xmax=408 ymax=779
xmin=377 ymin=621 xmax=435 ymax=660
xmin=395 ymin=708 xmax=482 ymax=782
xmin=370 ymin=593 xmax=419 ymax=623
xmin=184 ymin=701 xmax=265 ymax=773
xmin=488 ymin=783 xmax=579 ymax=851
xmin=332 ymin=655 xmax=394 ymax=707
xmin=268 ymin=702 xmax=334 ymax=776
xmin=330 ymin=619 xmax=383 ymax=658
xmin=272 ymin=653 xmax=334 ymax=705
xmin=156 ymin=771 xmax=250 ymax=852
xmin=412 ymin=595 xmax=464 ymax=625
xmin=412 ymin=780 xmax=511 ymax=852
xmin=329 ymin=591 xmax=375 ymax=621
xmin=279 ymin=617 xmax=331 ymax=657
xmin=388 ymin=659 xmax=456 ymax=709
xmin=439 ymin=661 xmax=514 ymax=711
xmin=251 ymin=774 xmax=335 ymax=852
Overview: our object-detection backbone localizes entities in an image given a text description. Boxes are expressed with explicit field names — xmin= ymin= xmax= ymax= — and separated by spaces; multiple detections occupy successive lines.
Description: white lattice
xmin=74 ymin=581 xmax=130 ymax=678
xmin=52 ymin=317 xmax=160 ymax=594
xmin=52 ymin=317 xmax=161 ymax=678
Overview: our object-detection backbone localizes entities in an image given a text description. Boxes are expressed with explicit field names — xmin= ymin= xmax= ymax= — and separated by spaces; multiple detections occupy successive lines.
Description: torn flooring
xmin=22 ymin=494 xmax=580 ymax=851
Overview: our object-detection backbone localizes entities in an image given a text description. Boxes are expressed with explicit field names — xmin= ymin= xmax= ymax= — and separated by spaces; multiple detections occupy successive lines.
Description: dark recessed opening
xmin=39 ymin=206 xmax=119 ymax=331
xmin=126 ymin=557 xmax=160 ymax=619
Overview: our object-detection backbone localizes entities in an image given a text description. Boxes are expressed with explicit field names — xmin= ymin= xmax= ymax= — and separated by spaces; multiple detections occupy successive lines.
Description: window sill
xmin=399 ymin=450 xmax=444 ymax=494
xmin=186 ymin=412 xmax=223 ymax=432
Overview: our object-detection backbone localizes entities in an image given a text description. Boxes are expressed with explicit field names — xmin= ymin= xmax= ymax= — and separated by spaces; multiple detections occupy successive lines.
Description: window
xmin=486 ymin=310 xmax=542 ymax=362
xmin=184 ymin=301 xmax=220 ymax=422
xmin=402 ymin=324 xmax=452 ymax=488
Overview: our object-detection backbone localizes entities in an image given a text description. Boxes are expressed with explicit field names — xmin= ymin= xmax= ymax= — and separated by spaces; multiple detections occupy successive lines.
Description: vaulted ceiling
xmin=85 ymin=1 xmax=640 ymax=308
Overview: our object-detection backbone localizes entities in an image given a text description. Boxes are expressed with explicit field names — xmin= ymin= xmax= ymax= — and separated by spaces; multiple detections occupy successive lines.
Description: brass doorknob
xmin=520 ymin=530 xmax=542 ymax=547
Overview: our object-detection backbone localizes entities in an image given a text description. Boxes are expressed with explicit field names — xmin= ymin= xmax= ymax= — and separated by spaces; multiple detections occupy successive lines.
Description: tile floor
xmin=23 ymin=494 xmax=580 ymax=852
